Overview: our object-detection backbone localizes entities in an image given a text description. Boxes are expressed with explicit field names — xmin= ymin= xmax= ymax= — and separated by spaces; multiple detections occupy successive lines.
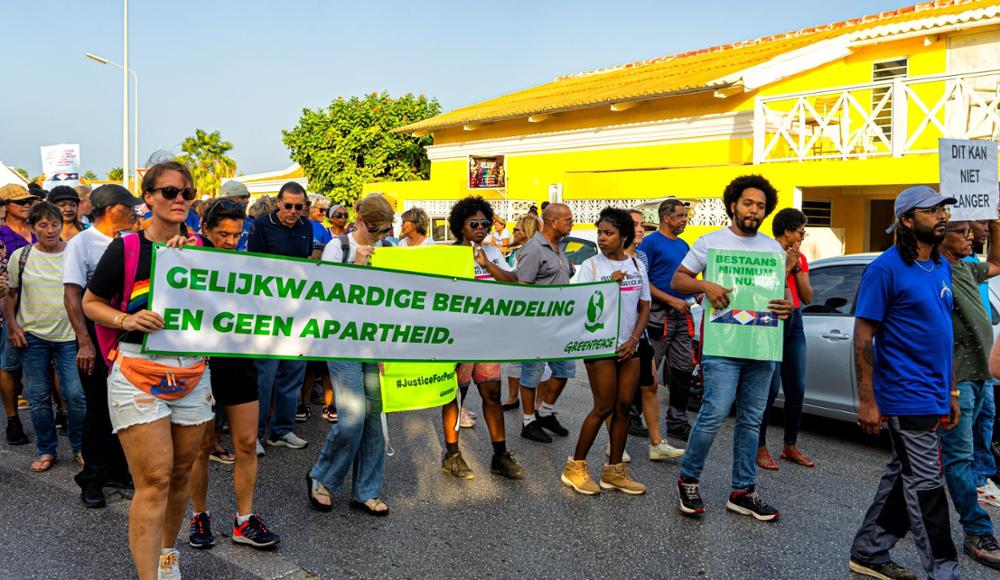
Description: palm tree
xmin=107 ymin=167 xmax=124 ymax=181
xmin=175 ymin=129 xmax=237 ymax=197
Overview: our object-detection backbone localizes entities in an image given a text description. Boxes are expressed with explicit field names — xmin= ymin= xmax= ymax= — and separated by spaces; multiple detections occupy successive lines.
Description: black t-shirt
xmin=200 ymin=237 xmax=259 ymax=380
xmin=87 ymin=232 xmax=154 ymax=344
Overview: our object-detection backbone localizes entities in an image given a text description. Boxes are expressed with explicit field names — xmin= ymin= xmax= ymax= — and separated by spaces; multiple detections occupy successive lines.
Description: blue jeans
xmin=759 ymin=308 xmax=806 ymax=446
xmin=309 ymin=362 xmax=385 ymax=501
xmin=256 ymin=359 xmax=306 ymax=439
xmin=1 ymin=320 xmax=22 ymax=371
xmin=973 ymin=381 xmax=997 ymax=486
xmin=21 ymin=334 xmax=85 ymax=457
xmin=942 ymin=380 xmax=993 ymax=536
xmin=680 ymin=355 xmax=775 ymax=491
xmin=519 ymin=360 xmax=576 ymax=389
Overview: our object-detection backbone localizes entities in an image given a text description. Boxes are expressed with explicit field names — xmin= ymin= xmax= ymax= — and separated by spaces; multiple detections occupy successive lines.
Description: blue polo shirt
xmin=855 ymin=246 xmax=954 ymax=416
xmin=638 ymin=230 xmax=690 ymax=299
xmin=246 ymin=211 xmax=312 ymax=258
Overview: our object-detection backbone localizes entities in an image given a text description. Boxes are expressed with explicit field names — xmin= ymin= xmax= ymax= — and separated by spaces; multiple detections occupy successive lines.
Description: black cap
xmin=92 ymin=184 xmax=140 ymax=211
xmin=48 ymin=185 xmax=80 ymax=204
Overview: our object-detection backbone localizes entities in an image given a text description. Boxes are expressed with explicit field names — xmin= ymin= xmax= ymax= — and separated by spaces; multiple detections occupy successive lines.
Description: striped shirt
xmin=9 ymin=246 xmax=74 ymax=342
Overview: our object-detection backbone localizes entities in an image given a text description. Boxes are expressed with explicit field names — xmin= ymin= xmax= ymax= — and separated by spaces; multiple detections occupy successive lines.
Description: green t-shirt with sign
xmin=951 ymin=259 xmax=993 ymax=382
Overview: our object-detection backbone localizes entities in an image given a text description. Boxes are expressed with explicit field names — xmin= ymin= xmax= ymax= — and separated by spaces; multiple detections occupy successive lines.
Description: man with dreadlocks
xmin=849 ymin=186 xmax=962 ymax=580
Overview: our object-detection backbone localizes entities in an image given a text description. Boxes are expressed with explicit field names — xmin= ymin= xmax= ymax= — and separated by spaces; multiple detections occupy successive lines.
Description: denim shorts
xmin=519 ymin=360 xmax=575 ymax=389
xmin=1 ymin=320 xmax=22 ymax=372
xmin=107 ymin=343 xmax=214 ymax=433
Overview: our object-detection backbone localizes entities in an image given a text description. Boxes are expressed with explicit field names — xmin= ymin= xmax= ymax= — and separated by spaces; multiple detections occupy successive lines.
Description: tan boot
xmin=600 ymin=463 xmax=647 ymax=495
xmin=561 ymin=457 xmax=601 ymax=495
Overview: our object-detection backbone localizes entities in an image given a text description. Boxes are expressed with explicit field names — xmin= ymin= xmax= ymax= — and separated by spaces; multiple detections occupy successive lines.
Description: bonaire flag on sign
xmin=709 ymin=308 xmax=779 ymax=327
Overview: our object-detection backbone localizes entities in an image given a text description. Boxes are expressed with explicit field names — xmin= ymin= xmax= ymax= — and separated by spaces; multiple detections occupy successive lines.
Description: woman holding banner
xmin=437 ymin=196 xmax=524 ymax=480
xmin=563 ymin=207 xmax=651 ymax=496
xmin=83 ymin=161 xmax=213 ymax=579
xmin=307 ymin=193 xmax=395 ymax=515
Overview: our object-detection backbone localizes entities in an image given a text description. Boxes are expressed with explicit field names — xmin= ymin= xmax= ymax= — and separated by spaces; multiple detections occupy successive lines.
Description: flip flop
xmin=29 ymin=455 xmax=56 ymax=473
xmin=780 ymin=448 xmax=816 ymax=468
xmin=350 ymin=498 xmax=389 ymax=517
xmin=756 ymin=448 xmax=779 ymax=471
xmin=209 ymin=449 xmax=236 ymax=465
xmin=307 ymin=474 xmax=333 ymax=512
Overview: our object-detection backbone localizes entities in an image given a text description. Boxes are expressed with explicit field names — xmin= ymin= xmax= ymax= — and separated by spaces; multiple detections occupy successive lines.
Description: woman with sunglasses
xmin=435 ymin=196 xmax=524 ymax=480
xmin=187 ymin=198 xmax=280 ymax=552
xmin=308 ymin=193 xmax=395 ymax=516
xmin=83 ymin=161 xmax=213 ymax=579
xmin=326 ymin=204 xmax=349 ymax=238
xmin=563 ymin=207 xmax=650 ymax=496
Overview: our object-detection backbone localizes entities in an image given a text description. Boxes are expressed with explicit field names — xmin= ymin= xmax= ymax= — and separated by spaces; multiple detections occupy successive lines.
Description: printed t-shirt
xmin=680 ymin=227 xmax=784 ymax=276
xmin=486 ymin=229 xmax=512 ymax=246
xmin=788 ymin=253 xmax=810 ymax=309
xmin=638 ymin=231 xmax=690 ymax=300
xmin=311 ymin=220 xmax=333 ymax=249
xmin=9 ymin=246 xmax=74 ymax=342
xmin=573 ymin=253 xmax=651 ymax=347
xmin=474 ymin=245 xmax=512 ymax=281
xmin=87 ymin=232 xmax=155 ymax=345
xmin=854 ymin=246 xmax=953 ymax=416
xmin=950 ymin=259 xmax=993 ymax=383
xmin=63 ymin=226 xmax=113 ymax=287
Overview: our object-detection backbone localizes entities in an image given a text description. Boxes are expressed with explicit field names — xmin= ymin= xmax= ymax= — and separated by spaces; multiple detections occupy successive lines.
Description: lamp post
xmin=85 ymin=52 xmax=137 ymax=189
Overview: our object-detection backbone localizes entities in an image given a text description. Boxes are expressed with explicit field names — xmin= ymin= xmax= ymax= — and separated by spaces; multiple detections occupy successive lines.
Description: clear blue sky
xmin=2 ymin=0 xmax=909 ymax=177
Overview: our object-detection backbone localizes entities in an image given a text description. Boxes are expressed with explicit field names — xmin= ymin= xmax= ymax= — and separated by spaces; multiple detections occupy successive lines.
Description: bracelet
xmin=113 ymin=313 xmax=128 ymax=330
xmin=951 ymin=389 xmax=960 ymax=398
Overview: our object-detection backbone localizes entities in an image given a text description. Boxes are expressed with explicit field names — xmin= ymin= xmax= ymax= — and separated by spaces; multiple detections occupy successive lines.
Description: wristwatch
xmin=791 ymin=265 xmax=802 ymax=275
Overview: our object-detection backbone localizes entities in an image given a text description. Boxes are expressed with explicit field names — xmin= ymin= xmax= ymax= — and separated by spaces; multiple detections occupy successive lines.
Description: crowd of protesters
xmin=2 ymin=167 xmax=1000 ymax=579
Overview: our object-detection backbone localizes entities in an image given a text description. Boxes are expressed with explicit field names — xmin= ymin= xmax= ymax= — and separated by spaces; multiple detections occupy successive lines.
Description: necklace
xmin=915 ymin=259 xmax=934 ymax=273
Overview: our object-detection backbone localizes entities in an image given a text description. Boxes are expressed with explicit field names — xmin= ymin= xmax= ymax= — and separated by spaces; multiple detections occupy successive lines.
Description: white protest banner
xmin=940 ymin=138 xmax=998 ymax=221
xmin=40 ymin=144 xmax=81 ymax=189
xmin=143 ymin=245 xmax=621 ymax=362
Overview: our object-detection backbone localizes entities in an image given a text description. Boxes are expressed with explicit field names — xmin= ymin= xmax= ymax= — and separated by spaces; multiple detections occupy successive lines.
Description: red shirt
xmin=787 ymin=253 xmax=809 ymax=309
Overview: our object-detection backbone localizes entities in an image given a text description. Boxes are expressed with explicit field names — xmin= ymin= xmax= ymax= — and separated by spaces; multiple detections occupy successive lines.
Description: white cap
xmin=220 ymin=180 xmax=250 ymax=198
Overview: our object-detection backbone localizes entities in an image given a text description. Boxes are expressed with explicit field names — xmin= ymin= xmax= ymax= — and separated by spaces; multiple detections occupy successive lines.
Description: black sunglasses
xmin=282 ymin=203 xmax=304 ymax=211
xmin=468 ymin=220 xmax=492 ymax=230
xmin=151 ymin=186 xmax=197 ymax=201
xmin=9 ymin=198 xmax=37 ymax=206
xmin=204 ymin=198 xmax=245 ymax=224
xmin=331 ymin=212 xmax=349 ymax=219
xmin=364 ymin=221 xmax=392 ymax=235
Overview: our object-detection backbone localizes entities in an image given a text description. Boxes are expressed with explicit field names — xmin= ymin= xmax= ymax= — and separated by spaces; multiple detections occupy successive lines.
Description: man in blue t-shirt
xmin=850 ymin=186 xmax=961 ymax=580
xmin=637 ymin=198 xmax=696 ymax=440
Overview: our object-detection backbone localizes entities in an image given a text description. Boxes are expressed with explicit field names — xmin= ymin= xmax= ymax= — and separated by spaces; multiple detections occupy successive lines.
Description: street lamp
xmin=85 ymin=52 xmax=138 ymax=189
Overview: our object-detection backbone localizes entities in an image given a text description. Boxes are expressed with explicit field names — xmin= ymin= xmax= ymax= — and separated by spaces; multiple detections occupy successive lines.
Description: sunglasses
xmin=947 ymin=227 xmax=973 ymax=238
xmin=331 ymin=212 xmax=349 ymax=219
xmin=150 ymin=186 xmax=197 ymax=201
xmin=205 ymin=198 xmax=245 ymax=224
xmin=282 ymin=203 xmax=304 ymax=211
xmin=364 ymin=221 xmax=392 ymax=236
xmin=468 ymin=220 xmax=492 ymax=230
xmin=9 ymin=198 xmax=36 ymax=206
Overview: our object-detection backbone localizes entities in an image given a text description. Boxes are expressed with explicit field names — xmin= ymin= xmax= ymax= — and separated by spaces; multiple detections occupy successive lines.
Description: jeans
xmin=679 ymin=355 xmax=775 ymax=491
xmin=973 ymin=381 xmax=997 ymax=486
xmin=519 ymin=359 xmax=575 ymax=389
xmin=256 ymin=359 xmax=306 ymax=439
xmin=309 ymin=362 xmax=385 ymax=501
xmin=21 ymin=333 xmax=85 ymax=457
xmin=942 ymin=380 xmax=993 ymax=537
xmin=759 ymin=308 xmax=806 ymax=446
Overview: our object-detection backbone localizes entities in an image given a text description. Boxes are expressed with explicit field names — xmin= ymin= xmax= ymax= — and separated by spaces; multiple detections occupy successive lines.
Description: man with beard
xmin=671 ymin=175 xmax=791 ymax=521
xmin=849 ymin=186 xmax=961 ymax=580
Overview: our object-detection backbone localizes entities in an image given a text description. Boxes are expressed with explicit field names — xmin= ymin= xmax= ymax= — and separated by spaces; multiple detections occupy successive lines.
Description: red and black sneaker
xmin=677 ymin=477 xmax=705 ymax=517
xmin=233 ymin=514 xmax=280 ymax=550
xmin=188 ymin=512 xmax=215 ymax=549
xmin=726 ymin=486 xmax=779 ymax=522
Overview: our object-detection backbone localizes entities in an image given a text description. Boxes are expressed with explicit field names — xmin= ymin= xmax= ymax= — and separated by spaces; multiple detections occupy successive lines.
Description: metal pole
xmin=122 ymin=0 xmax=129 ymax=190
xmin=132 ymin=69 xmax=138 ymax=181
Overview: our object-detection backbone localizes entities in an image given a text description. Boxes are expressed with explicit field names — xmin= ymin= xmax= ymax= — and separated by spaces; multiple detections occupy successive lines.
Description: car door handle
xmin=821 ymin=331 xmax=850 ymax=340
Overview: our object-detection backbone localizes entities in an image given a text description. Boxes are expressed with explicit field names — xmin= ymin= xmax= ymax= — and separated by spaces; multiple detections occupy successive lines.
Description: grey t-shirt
xmin=515 ymin=232 xmax=571 ymax=285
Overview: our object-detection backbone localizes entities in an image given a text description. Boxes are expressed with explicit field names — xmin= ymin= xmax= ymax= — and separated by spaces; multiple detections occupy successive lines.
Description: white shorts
xmin=107 ymin=343 xmax=214 ymax=434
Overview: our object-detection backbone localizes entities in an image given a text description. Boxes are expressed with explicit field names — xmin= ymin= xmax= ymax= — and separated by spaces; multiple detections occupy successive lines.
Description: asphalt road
xmin=1 ymin=362 xmax=997 ymax=579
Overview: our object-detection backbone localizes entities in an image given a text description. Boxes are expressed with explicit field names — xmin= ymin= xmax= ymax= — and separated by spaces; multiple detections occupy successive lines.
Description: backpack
xmin=337 ymin=234 xmax=394 ymax=263
xmin=95 ymin=233 xmax=203 ymax=371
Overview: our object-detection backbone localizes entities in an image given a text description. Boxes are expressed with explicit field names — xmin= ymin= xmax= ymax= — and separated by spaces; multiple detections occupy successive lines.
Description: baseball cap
xmin=0 ymin=184 xmax=32 ymax=202
xmin=91 ymin=184 xmax=140 ymax=211
xmin=885 ymin=185 xmax=958 ymax=233
xmin=48 ymin=185 xmax=80 ymax=204
xmin=220 ymin=180 xmax=250 ymax=198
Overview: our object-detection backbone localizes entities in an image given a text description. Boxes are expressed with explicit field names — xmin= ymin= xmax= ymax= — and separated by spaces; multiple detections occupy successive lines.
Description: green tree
xmin=12 ymin=167 xmax=28 ymax=180
xmin=107 ymin=167 xmax=123 ymax=181
xmin=282 ymin=91 xmax=440 ymax=206
xmin=175 ymin=129 xmax=237 ymax=197
xmin=82 ymin=170 xmax=98 ymax=181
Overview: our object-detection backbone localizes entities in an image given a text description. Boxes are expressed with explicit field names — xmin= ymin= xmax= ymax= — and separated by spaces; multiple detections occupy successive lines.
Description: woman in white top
xmin=399 ymin=207 xmax=433 ymax=247
xmin=483 ymin=217 xmax=511 ymax=247
xmin=562 ymin=207 xmax=651 ymax=496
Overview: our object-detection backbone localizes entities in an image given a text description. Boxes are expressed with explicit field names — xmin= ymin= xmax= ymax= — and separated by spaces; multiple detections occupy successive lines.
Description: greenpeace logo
xmin=396 ymin=372 xmax=456 ymax=389
xmin=563 ymin=338 xmax=616 ymax=354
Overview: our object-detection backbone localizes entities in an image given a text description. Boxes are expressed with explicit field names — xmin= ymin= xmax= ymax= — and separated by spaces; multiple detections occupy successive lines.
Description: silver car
xmin=796 ymin=253 xmax=1000 ymax=422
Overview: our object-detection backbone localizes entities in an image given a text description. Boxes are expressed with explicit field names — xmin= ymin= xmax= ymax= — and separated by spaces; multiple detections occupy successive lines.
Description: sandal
xmin=350 ymin=497 xmax=389 ymax=517
xmin=501 ymin=398 xmax=520 ymax=411
xmin=307 ymin=474 xmax=333 ymax=512
xmin=29 ymin=454 xmax=56 ymax=473
xmin=209 ymin=448 xmax=236 ymax=465
xmin=756 ymin=447 xmax=779 ymax=471
xmin=74 ymin=452 xmax=85 ymax=466
xmin=780 ymin=447 xmax=815 ymax=468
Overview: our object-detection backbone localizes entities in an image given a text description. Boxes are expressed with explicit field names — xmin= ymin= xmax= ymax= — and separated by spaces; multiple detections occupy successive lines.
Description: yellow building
xmin=364 ymin=0 xmax=1000 ymax=257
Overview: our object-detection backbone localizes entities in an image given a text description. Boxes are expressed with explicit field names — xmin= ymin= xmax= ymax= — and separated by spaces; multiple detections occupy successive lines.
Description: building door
xmin=868 ymin=200 xmax=894 ymax=252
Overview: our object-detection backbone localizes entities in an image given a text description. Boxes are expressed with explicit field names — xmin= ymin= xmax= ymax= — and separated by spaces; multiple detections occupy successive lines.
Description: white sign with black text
xmin=939 ymin=138 xmax=998 ymax=221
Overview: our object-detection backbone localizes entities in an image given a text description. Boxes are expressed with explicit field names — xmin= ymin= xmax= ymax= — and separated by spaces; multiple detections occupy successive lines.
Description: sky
xmin=1 ymin=0 xmax=911 ymax=178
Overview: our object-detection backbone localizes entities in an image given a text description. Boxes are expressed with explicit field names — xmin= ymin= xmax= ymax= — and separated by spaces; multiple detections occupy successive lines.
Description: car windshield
xmin=561 ymin=237 xmax=597 ymax=266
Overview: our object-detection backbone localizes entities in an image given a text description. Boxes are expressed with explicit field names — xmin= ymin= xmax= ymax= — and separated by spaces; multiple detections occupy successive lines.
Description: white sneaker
xmin=978 ymin=479 xmax=1000 ymax=508
xmin=158 ymin=548 xmax=181 ymax=580
xmin=256 ymin=440 xmax=265 ymax=457
xmin=459 ymin=408 xmax=476 ymax=429
xmin=649 ymin=440 xmax=685 ymax=461
xmin=267 ymin=432 xmax=308 ymax=449
xmin=604 ymin=444 xmax=631 ymax=463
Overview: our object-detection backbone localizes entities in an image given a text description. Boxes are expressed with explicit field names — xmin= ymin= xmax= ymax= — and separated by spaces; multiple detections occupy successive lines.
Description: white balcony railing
xmin=753 ymin=68 xmax=1000 ymax=163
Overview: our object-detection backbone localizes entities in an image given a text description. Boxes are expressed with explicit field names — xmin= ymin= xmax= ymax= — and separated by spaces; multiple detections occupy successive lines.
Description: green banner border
xmin=141 ymin=243 xmax=621 ymax=363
